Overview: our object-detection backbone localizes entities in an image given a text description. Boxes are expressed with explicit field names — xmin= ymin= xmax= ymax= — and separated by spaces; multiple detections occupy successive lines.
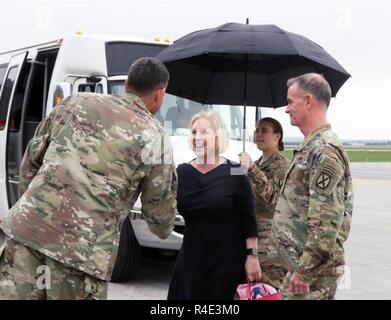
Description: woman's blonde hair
xmin=189 ymin=111 xmax=229 ymax=155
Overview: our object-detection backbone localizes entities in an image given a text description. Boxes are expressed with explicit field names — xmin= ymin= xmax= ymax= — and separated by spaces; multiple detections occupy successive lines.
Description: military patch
xmin=316 ymin=173 xmax=331 ymax=189
xmin=315 ymin=164 xmax=336 ymax=189
xmin=310 ymin=155 xmax=343 ymax=196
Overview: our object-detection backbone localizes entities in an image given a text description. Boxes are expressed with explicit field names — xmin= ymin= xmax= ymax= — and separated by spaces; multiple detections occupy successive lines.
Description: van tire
xmin=111 ymin=218 xmax=141 ymax=283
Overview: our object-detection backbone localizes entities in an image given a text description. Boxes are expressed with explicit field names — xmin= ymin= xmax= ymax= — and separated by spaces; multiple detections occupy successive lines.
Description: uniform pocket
xmin=280 ymin=164 xmax=295 ymax=194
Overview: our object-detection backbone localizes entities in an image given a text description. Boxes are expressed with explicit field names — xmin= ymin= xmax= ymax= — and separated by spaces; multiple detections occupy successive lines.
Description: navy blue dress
xmin=167 ymin=160 xmax=258 ymax=300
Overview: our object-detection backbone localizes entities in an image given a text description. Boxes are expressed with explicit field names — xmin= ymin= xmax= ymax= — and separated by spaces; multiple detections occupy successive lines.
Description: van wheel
xmin=111 ymin=218 xmax=141 ymax=283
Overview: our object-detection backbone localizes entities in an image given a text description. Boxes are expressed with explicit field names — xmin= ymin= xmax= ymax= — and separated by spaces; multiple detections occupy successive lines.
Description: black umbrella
xmin=155 ymin=22 xmax=350 ymax=149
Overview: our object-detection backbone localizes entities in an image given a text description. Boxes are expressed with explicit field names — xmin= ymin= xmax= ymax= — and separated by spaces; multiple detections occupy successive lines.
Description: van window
xmin=78 ymin=83 xmax=95 ymax=92
xmin=105 ymin=42 xmax=166 ymax=77
xmin=0 ymin=67 xmax=18 ymax=130
xmin=108 ymin=80 xmax=125 ymax=95
xmin=106 ymin=79 xmax=259 ymax=145
xmin=8 ymin=63 xmax=30 ymax=131
xmin=160 ymin=100 xmax=245 ymax=140
xmin=95 ymin=83 xmax=103 ymax=94
xmin=0 ymin=64 xmax=8 ymax=92
xmin=26 ymin=60 xmax=46 ymax=122
xmin=107 ymin=79 xmax=249 ymax=139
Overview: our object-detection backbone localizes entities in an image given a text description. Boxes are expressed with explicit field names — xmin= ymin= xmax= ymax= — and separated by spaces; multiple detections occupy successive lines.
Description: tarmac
xmin=335 ymin=163 xmax=391 ymax=300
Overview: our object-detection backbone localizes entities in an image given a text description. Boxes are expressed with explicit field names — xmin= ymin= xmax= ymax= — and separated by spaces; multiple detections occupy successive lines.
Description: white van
xmin=0 ymin=34 xmax=265 ymax=282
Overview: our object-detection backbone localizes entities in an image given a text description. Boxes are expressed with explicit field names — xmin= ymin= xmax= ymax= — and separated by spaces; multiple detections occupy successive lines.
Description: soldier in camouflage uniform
xmin=239 ymin=117 xmax=289 ymax=289
xmin=0 ymin=57 xmax=177 ymax=299
xmin=268 ymin=73 xmax=353 ymax=300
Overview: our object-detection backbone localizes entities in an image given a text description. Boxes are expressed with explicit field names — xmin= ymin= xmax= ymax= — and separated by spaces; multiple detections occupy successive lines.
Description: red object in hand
xmin=234 ymin=282 xmax=282 ymax=300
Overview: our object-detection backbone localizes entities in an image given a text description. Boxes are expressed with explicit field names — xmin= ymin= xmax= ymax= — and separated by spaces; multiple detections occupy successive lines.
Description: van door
xmin=0 ymin=52 xmax=28 ymax=218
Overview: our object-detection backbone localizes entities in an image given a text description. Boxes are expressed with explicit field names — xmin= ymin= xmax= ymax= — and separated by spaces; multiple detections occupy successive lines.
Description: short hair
xmin=287 ymin=73 xmax=332 ymax=107
xmin=189 ymin=111 xmax=229 ymax=155
xmin=126 ymin=57 xmax=169 ymax=96
xmin=258 ymin=117 xmax=285 ymax=151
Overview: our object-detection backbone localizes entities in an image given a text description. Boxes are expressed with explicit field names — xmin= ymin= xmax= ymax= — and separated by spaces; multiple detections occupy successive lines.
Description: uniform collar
xmin=257 ymin=151 xmax=281 ymax=169
xmin=122 ymin=92 xmax=151 ymax=114
xmin=295 ymin=124 xmax=331 ymax=153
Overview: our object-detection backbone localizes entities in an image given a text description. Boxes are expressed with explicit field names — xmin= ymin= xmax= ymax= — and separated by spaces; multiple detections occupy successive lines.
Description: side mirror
xmin=53 ymin=82 xmax=71 ymax=107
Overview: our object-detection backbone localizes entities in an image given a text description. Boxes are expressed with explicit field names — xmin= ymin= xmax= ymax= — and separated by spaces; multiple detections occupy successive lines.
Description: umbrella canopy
xmin=155 ymin=22 xmax=351 ymax=108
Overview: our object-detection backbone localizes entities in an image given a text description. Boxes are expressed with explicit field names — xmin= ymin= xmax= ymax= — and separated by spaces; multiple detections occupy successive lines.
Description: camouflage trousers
xmin=281 ymin=271 xmax=339 ymax=300
xmin=259 ymin=252 xmax=287 ymax=290
xmin=256 ymin=219 xmax=288 ymax=290
xmin=0 ymin=237 xmax=107 ymax=300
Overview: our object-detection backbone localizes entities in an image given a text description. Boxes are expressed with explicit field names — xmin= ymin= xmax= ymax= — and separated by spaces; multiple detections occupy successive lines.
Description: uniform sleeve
xmin=295 ymin=151 xmax=346 ymax=282
xmin=18 ymin=113 xmax=53 ymax=196
xmin=247 ymin=160 xmax=288 ymax=208
xmin=139 ymin=132 xmax=177 ymax=240
xmin=235 ymin=174 xmax=258 ymax=239
xmin=140 ymin=163 xmax=177 ymax=239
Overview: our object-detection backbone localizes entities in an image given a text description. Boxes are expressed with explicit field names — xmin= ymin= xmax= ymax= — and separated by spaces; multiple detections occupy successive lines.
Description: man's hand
xmin=288 ymin=272 xmax=310 ymax=295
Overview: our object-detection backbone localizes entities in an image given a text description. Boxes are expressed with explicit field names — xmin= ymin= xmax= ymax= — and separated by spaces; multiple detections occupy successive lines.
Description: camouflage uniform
xmin=269 ymin=124 xmax=353 ymax=300
xmin=247 ymin=152 xmax=289 ymax=289
xmin=0 ymin=92 xmax=177 ymax=299
xmin=0 ymin=237 xmax=106 ymax=299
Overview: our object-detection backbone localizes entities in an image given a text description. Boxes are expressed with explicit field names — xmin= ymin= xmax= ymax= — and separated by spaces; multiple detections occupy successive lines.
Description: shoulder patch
xmin=315 ymin=164 xmax=336 ymax=189
xmin=311 ymin=155 xmax=343 ymax=196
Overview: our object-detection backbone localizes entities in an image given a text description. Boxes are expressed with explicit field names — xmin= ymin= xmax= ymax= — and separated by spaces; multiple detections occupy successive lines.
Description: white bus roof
xmin=0 ymin=33 xmax=171 ymax=57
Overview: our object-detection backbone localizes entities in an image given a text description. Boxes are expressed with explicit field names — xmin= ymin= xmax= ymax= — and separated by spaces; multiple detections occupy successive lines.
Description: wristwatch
xmin=246 ymin=248 xmax=258 ymax=256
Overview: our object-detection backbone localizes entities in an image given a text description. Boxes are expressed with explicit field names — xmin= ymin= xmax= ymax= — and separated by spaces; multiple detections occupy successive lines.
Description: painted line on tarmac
xmin=353 ymin=178 xmax=391 ymax=184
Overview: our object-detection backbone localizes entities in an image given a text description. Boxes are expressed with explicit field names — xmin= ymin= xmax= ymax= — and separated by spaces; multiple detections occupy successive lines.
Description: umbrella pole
xmin=242 ymin=52 xmax=248 ymax=152
xmin=242 ymin=105 xmax=247 ymax=152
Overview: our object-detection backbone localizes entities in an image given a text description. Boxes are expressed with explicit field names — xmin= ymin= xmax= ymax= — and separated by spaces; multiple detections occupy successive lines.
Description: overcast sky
xmin=0 ymin=0 xmax=390 ymax=140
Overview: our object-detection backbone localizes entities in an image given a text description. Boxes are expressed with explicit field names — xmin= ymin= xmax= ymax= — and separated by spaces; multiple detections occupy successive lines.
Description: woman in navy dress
xmin=167 ymin=111 xmax=261 ymax=300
